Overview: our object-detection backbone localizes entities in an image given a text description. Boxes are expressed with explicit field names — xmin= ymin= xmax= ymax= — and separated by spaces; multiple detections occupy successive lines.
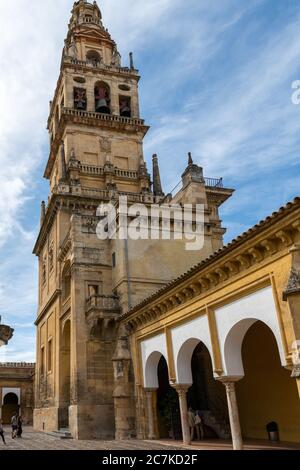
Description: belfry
xmin=33 ymin=0 xmax=233 ymax=439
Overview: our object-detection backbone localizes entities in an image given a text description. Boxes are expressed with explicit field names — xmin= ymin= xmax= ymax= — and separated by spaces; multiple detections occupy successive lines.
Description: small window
xmin=112 ymin=252 xmax=116 ymax=268
xmin=119 ymin=84 xmax=131 ymax=92
xmin=88 ymin=284 xmax=99 ymax=298
xmin=48 ymin=339 xmax=53 ymax=373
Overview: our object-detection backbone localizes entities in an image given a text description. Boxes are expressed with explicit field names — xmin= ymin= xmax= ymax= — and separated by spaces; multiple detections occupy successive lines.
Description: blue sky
xmin=1 ymin=0 xmax=300 ymax=361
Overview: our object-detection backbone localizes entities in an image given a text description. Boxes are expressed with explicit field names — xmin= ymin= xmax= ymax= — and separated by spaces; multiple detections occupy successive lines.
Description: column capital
xmin=171 ymin=384 xmax=191 ymax=396
xmin=144 ymin=387 xmax=158 ymax=394
xmin=216 ymin=376 xmax=243 ymax=385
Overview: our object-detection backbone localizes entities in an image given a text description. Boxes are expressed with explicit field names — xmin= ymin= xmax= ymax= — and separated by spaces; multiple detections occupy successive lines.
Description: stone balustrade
xmin=62 ymin=107 xmax=145 ymax=127
xmin=0 ymin=362 xmax=35 ymax=368
xmin=68 ymin=58 xmax=138 ymax=75
xmin=86 ymin=295 xmax=120 ymax=312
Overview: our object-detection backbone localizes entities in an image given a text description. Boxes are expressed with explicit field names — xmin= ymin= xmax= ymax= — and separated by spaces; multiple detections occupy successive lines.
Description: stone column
xmin=144 ymin=388 xmax=157 ymax=440
xmin=223 ymin=381 xmax=243 ymax=450
xmin=172 ymin=385 xmax=191 ymax=445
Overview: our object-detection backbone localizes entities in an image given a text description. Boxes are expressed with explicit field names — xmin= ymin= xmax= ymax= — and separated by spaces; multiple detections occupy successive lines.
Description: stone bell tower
xmin=33 ymin=0 xmax=233 ymax=440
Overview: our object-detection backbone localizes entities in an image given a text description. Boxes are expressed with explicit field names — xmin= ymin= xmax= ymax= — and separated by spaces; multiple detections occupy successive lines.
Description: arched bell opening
xmin=95 ymin=81 xmax=111 ymax=114
xmin=119 ymin=95 xmax=131 ymax=118
xmin=86 ymin=50 xmax=102 ymax=66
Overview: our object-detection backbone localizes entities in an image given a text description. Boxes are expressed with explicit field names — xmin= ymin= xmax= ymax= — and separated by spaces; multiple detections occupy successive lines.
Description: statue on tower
xmin=111 ymin=46 xmax=121 ymax=67
xmin=0 ymin=316 xmax=14 ymax=347
xmin=68 ymin=34 xmax=78 ymax=59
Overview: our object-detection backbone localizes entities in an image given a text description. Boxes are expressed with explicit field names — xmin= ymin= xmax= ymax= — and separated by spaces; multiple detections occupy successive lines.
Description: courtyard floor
xmin=0 ymin=427 xmax=299 ymax=451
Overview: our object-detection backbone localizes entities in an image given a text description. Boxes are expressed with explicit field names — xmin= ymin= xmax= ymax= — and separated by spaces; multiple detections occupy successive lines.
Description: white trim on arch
xmin=140 ymin=334 xmax=168 ymax=388
xmin=2 ymin=388 xmax=21 ymax=405
xmin=171 ymin=314 xmax=213 ymax=384
xmin=215 ymin=285 xmax=286 ymax=377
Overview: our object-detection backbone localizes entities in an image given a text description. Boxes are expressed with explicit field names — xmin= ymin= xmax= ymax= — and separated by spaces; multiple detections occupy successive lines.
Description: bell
xmin=95 ymin=99 xmax=110 ymax=114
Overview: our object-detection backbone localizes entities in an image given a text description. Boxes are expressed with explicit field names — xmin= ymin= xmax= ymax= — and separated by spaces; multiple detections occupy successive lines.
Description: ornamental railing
xmin=204 ymin=177 xmax=223 ymax=188
xmin=0 ymin=363 xmax=35 ymax=368
xmin=62 ymin=107 xmax=145 ymax=127
xmin=69 ymin=58 xmax=138 ymax=75
xmin=86 ymin=295 xmax=120 ymax=311
xmin=79 ymin=164 xmax=104 ymax=176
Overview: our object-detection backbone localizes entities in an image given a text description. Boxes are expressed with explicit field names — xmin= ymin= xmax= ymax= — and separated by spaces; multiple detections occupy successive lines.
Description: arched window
xmin=62 ymin=261 xmax=71 ymax=301
xmin=119 ymin=95 xmax=131 ymax=117
xmin=86 ymin=50 xmax=102 ymax=66
xmin=74 ymin=87 xmax=87 ymax=111
xmin=94 ymin=81 xmax=111 ymax=114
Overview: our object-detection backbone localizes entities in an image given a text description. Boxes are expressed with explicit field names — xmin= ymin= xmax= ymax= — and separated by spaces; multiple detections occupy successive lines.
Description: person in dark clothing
xmin=0 ymin=420 xmax=6 ymax=445
xmin=16 ymin=416 xmax=23 ymax=438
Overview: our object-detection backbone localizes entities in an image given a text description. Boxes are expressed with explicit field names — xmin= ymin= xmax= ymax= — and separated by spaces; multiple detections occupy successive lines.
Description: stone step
xmin=47 ymin=429 xmax=73 ymax=440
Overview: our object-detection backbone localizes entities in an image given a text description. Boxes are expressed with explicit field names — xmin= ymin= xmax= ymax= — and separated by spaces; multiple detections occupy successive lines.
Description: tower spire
xmin=152 ymin=154 xmax=164 ymax=196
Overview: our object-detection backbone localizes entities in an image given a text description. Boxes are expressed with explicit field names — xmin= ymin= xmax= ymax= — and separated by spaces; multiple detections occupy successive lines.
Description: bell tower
xmin=33 ymin=0 xmax=234 ymax=440
xmin=46 ymin=0 xmax=150 ymax=196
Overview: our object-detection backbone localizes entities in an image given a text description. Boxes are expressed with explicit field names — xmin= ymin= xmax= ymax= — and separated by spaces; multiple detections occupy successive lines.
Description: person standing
xmin=0 ymin=420 xmax=6 ymax=445
xmin=195 ymin=410 xmax=204 ymax=440
xmin=17 ymin=416 xmax=23 ymax=438
xmin=11 ymin=413 xmax=18 ymax=439
xmin=188 ymin=407 xmax=197 ymax=441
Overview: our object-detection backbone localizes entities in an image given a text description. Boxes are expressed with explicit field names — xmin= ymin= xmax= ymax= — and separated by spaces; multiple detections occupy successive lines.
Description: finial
xmin=129 ymin=52 xmax=134 ymax=70
xmin=70 ymin=148 xmax=76 ymax=161
xmin=188 ymin=152 xmax=193 ymax=165
xmin=40 ymin=201 xmax=46 ymax=226
xmin=152 ymin=154 xmax=164 ymax=197
xmin=60 ymin=141 xmax=67 ymax=181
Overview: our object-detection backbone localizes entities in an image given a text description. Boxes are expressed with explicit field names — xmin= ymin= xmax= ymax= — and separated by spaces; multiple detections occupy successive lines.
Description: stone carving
xmin=291 ymin=364 xmax=300 ymax=378
xmin=283 ymin=268 xmax=300 ymax=300
xmin=100 ymin=137 xmax=112 ymax=153
xmin=49 ymin=245 xmax=54 ymax=272
xmin=111 ymin=46 xmax=121 ymax=67
xmin=68 ymin=34 xmax=78 ymax=59
xmin=82 ymin=216 xmax=99 ymax=234
xmin=0 ymin=318 xmax=14 ymax=346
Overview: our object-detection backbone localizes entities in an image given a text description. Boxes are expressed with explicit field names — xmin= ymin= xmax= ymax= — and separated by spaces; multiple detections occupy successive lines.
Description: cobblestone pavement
xmin=0 ymin=427 xmax=184 ymax=451
xmin=0 ymin=427 xmax=299 ymax=451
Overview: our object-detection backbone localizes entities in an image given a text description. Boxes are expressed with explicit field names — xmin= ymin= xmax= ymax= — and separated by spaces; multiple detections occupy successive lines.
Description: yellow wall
xmin=237 ymin=321 xmax=300 ymax=443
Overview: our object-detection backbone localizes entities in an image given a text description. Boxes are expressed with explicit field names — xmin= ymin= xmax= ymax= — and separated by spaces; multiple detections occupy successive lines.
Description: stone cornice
xmin=121 ymin=197 xmax=300 ymax=330
xmin=33 ymin=192 xmax=103 ymax=256
xmin=33 ymin=189 xmax=161 ymax=256
xmin=35 ymin=289 xmax=62 ymax=326
xmin=58 ymin=230 xmax=71 ymax=263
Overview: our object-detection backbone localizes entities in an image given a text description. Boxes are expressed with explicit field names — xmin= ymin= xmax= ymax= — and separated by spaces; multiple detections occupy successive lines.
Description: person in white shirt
xmin=11 ymin=414 xmax=18 ymax=439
